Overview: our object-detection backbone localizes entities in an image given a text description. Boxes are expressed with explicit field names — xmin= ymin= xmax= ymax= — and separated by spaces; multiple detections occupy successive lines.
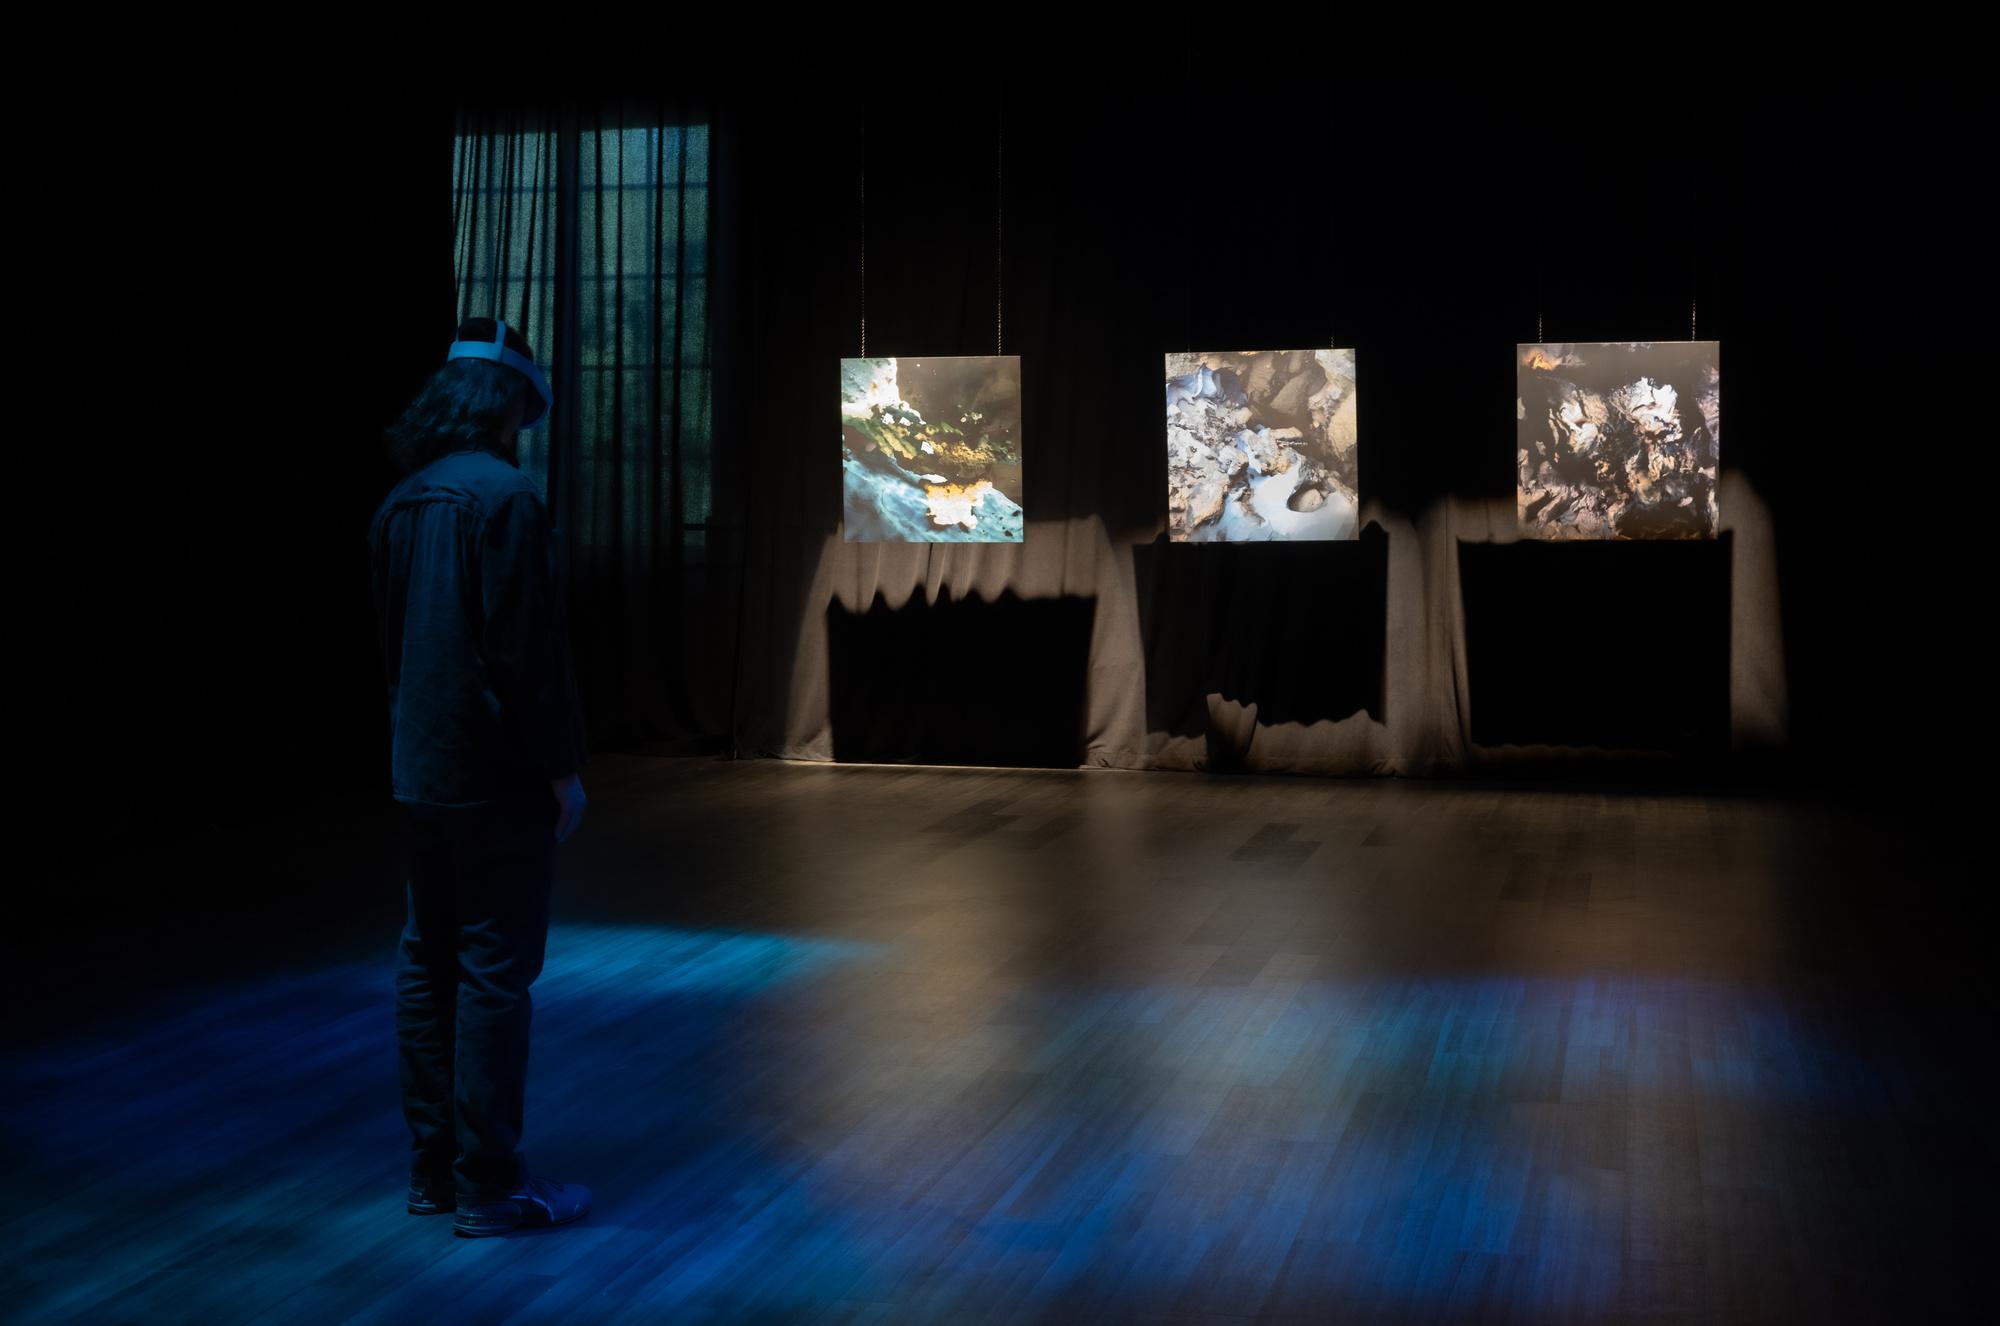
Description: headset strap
xmin=446 ymin=318 xmax=554 ymax=425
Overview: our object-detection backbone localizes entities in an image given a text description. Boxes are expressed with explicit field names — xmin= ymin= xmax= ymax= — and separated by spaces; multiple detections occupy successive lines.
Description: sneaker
xmin=406 ymin=1175 xmax=455 ymax=1215
xmin=453 ymin=1173 xmax=592 ymax=1237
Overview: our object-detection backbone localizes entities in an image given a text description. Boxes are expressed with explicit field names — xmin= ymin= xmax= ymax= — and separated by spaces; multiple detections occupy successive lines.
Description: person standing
xmin=369 ymin=316 xmax=592 ymax=1236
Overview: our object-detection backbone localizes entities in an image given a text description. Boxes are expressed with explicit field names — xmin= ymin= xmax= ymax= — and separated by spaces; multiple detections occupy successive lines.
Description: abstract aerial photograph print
xmin=1165 ymin=349 xmax=1359 ymax=542
xmin=841 ymin=356 xmax=1024 ymax=542
xmin=1517 ymin=341 xmax=1720 ymax=539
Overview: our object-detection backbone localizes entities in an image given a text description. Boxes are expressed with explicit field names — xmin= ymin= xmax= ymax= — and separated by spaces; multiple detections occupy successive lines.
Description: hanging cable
xmin=996 ymin=97 xmax=1005 ymax=355
xmin=1182 ymin=47 xmax=1194 ymax=353
xmin=1691 ymin=247 xmax=1699 ymax=340
xmin=859 ymin=113 xmax=867 ymax=358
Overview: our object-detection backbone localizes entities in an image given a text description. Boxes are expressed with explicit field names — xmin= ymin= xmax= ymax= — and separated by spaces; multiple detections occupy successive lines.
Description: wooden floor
xmin=2 ymin=758 xmax=1981 ymax=1324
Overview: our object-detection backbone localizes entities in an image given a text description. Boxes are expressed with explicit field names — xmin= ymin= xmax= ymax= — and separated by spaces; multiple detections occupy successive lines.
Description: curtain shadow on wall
xmin=1133 ymin=524 xmax=1391 ymax=752
xmin=1459 ymin=536 xmax=1733 ymax=753
xmin=826 ymin=589 xmax=1096 ymax=767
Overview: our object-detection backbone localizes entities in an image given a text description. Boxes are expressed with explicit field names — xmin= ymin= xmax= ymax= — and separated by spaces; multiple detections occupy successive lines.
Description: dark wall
xmin=25 ymin=18 xmax=453 ymax=862
xmin=716 ymin=66 xmax=1983 ymax=783
xmin=25 ymin=26 xmax=1984 ymax=872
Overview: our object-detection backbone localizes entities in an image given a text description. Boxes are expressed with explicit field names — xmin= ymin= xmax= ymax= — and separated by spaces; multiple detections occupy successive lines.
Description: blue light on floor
xmin=0 ymin=934 xmax=1943 ymax=1322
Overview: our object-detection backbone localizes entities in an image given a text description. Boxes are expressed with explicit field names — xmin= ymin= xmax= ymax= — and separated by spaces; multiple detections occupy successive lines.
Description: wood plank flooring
xmin=2 ymin=758 xmax=1980 ymax=1324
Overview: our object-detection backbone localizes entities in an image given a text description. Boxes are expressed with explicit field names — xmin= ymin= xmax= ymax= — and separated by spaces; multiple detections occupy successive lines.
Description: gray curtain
xmin=451 ymin=99 xmax=728 ymax=754
xmin=722 ymin=97 xmax=1787 ymax=775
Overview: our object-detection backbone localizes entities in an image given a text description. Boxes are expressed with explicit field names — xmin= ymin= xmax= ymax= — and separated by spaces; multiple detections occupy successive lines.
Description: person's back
xmin=369 ymin=317 xmax=593 ymax=1237
xmin=370 ymin=446 xmax=583 ymax=809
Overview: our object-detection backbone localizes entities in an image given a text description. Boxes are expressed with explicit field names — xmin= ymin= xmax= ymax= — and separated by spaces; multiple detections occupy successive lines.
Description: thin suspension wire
xmin=1182 ymin=50 xmax=1193 ymax=353
xmin=1691 ymin=171 xmax=1699 ymax=340
xmin=859 ymin=114 xmax=867 ymax=358
xmin=996 ymin=99 xmax=1004 ymax=356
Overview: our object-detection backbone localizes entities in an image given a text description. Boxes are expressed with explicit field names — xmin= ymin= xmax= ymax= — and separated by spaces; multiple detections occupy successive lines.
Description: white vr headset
xmin=446 ymin=318 xmax=553 ymax=427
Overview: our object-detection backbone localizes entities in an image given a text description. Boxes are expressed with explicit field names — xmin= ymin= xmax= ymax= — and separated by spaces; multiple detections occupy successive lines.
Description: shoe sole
xmin=407 ymin=1186 xmax=454 ymax=1215
xmin=453 ymin=1210 xmax=589 ymax=1238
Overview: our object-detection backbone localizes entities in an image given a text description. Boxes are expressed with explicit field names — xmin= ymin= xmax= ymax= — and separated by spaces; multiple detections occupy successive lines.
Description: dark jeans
xmin=395 ymin=785 xmax=558 ymax=1196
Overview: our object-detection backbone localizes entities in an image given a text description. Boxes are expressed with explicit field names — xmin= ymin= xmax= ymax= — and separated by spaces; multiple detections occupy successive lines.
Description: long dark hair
xmin=383 ymin=317 xmax=538 ymax=474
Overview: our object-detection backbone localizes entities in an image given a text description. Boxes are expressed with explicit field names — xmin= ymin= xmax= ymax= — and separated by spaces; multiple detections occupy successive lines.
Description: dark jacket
xmin=368 ymin=447 xmax=586 ymax=807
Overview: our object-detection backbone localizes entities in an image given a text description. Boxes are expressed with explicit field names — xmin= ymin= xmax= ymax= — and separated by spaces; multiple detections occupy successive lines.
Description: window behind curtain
xmin=452 ymin=115 xmax=712 ymax=563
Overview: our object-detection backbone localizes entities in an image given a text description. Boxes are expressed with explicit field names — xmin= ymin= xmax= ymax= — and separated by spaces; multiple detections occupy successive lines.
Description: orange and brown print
xmin=1517 ymin=342 xmax=1719 ymax=539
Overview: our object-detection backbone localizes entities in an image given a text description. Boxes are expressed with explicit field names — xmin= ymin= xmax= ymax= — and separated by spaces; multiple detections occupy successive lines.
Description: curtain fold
xmin=451 ymin=97 xmax=724 ymax=756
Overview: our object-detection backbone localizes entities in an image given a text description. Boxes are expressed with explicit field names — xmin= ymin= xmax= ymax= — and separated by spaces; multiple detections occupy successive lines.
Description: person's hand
xmin=551 ymin=773 xmax=587 ymax=844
